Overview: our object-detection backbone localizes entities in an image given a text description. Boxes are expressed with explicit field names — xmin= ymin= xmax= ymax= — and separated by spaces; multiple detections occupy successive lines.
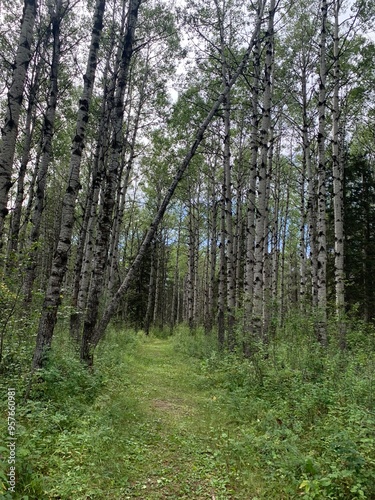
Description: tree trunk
xmin=280 ymin=176 xmax=290 ymax=324
xmin=187 ymin=195 xmax=196 ymax=332
xmin=223 ymin=92 xmax=236 ymax=348
xmin=70 ymin=31 xmax=118 ymax=341
xmin=7 ymin=57 xmax=41 ymax=260
xmin=262 ymin=120 xmax=274 ymax=338
xmin=332 ymin=0 xmax=346 ymax=348
xmin=243 ymin=36 xmax=261 ymax=350
xmin=153 ymin=237 xmax=162 ymax=327
xmin=234 ymin=180 xmax=243 ymax=309
xmin=170 ymin=212 xmax=182 ymax=332
xmin=217 ymin=192 xmax=226 ymax=348
xmin=252 ymin=0 xmax=275 ymax=342
xmin=107 ymin=75 xmax=145 ymax=297
xmin=214 ymin=0 xmax=236 ymax=349
xmin=144 ymin=240 xmax=156 ymax=335
xmin=270 ymin=136 xmax=280 ymax=320
xmin=0 ymin=0 xmax=37 ymax=242
xmin=205 ymin=165 xmax=218 ymax=334
xmin=299 ymin=69 xmax=309 ymax=310
xmin=23 ymin=3 xmax=62 ymax=304
xmin=32 ymin=0 xmax=106 ymax=370
xmin=80 ymin=0 xmax=142 ymax=365
xmin=316 ymin=0 xmax=328 ymax=346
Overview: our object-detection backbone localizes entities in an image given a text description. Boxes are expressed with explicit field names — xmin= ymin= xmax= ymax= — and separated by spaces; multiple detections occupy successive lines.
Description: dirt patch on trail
xmin=151 ymin=398 xmax=194 ymax=417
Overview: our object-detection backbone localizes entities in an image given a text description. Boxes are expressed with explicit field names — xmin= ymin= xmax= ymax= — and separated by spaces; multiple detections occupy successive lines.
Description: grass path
xmin=13 ymin=329 xmax=375 ymax=498
xmin=91 ymin=335 xmax=250 ymax=499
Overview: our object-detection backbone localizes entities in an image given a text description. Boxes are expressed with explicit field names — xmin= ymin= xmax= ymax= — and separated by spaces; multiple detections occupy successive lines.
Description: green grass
xmin=1 ymin=321 xmax=374 ymax=499
xmin=171 ymin=323 xmax=375 ymax=500
xmin=1 ymin=329 xmax=258 ymax=498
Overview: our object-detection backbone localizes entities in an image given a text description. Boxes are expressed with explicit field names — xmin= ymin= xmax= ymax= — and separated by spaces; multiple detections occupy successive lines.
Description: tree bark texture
xmin=32 ymin=0 xmax=106 ymax=369
xmin=332 ymin=0 xmax=346 ymax=348
xmin=316 ymin=0 xmax=328 ymax=346
xmin=0 ymin=0 xmax=37 ymax=242
xmin=252 ymin=0 xmax=275 ymax=342
xmin=23 ymin=3 xmax=63 ymax=304
xmin=81 ymin=0 xmax=142 ymax=365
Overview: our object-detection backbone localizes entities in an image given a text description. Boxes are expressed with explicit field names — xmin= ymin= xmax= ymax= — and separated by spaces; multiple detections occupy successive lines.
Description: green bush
xmin=172 ymin=324 xmax=220 ymax=359
xmin=0 ymin=326 xmax=140 ymax=498
xmin=179 ymin=315 xmax=375 ymax=499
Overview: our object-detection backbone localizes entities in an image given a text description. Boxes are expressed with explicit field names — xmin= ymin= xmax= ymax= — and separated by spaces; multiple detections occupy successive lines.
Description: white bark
xmin=8 ymin=57 xmax=41 ymax=257
xmin=316 ymin=0 xmax=328 ymax=346
xmin=80 ymin=0 xmax=142 ymax=364
xmin=252 ymin=0 xmax=275 ymax=341
xmin=332 ymin=0 xmax=346 ymax=347
xmin=32 ymin=0 xmax=106 ymax=369
xmin=243 ymin=36 xmax=261 ymax=341
xmin=0 ymin=0 xmax=37 ymax=241
xmin=23 ymin=2 xmax=63 ymax=303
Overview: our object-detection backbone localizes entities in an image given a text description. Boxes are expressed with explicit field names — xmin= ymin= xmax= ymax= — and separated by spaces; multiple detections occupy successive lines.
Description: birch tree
xmin=243 ymin=35 xmax=261 ymax=346
xmin=0 ymin=0 xmax=37 ymax=243
xmin=215 ymin=0 xmax=236 ymax=349
xmin=23 ymin=0 xmax=67 ymax=304
xmin=332 ymin=0 xmax=346 ymax=347
xmin=32 ymin=0 xmax=106 ymax=369
xmin=316 ymin=0 xmax=328 ymax=346
xmin=252 ymin=0 xmax=276 ymax=342
xmin=80 ymin=0 xmax=144 ymax=364
xmin=7 ymin=53 xmax=42 ymax=259
xmin=78 ymin=2 xmax=266 ymax=365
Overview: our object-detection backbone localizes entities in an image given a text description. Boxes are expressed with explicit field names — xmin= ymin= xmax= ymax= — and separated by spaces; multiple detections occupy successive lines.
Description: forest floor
xmin=4 ymin=327 xmax=374 ymax=499
xmin=91 ymin=336 xmax=252 ymax=499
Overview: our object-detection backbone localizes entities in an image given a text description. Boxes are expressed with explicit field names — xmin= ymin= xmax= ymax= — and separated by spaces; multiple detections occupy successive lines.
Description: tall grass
xmin=0 ymin=325 xmax=141 ymax=499
xmin=172 ymin=315 xmax=375 ymax=499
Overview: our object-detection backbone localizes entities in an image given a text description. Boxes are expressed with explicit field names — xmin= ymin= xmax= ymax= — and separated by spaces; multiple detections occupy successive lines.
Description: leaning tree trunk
xmin=7 ymin=56 xmax=42 ymax=261
xmin=270 ymin=133 xmax=281 ymax=323
xmin=70 ymin=32 xmax=118 ymax=341
xmin=107 ymin=74 xmax=146 ymax=298
xmin=82 ymin=3 xmax=266 ymax=363
xmin=70 ymin=151 xmax=105 ymax=341
xmin=32 ymin=0 xmax=106 ymax=370
xmin=80 ymin=0 xmax=142 ymax=365
xmin=0 ymin=0 xmax=37 ymax=243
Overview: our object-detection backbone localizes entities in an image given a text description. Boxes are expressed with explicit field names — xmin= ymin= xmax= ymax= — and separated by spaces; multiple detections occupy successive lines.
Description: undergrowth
xmin=0 ymin=325 xmax=141 ymax=499
xmin=0 ymin=316 xmax=374 ymax=499
xmin=172 ymin=318 xmax=375 ymax=499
